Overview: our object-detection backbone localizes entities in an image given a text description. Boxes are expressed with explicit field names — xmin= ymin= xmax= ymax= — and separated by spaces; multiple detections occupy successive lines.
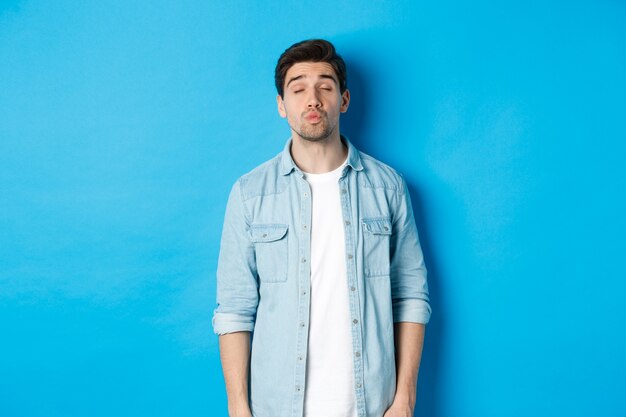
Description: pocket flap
xmin=249 ymin=224 xmax=289 ymax=242
xmin=362 ymin=218 xmax=392 ymax=235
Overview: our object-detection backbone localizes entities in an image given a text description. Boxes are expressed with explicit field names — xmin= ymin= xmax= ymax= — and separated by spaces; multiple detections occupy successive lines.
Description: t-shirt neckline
xmin=302 ymin=155 xmax=349 ymax=183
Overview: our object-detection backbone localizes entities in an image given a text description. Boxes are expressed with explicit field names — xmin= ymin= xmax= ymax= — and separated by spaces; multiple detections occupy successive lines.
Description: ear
xmin=277 ymin=94 xmax=287 ymax=118
xmin=340 ymin=89 xmax=350 ymax=113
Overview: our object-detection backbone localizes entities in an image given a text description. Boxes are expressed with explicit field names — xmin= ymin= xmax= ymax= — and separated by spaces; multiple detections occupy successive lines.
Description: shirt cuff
xmin=393 ymin=299 xmax=431 ymax=324
xmin=212 ymin=312 xmax=256 ymax=335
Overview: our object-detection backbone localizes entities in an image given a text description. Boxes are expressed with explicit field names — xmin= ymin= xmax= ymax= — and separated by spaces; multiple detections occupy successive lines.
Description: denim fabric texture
xmin=213 ymin=135 xmax=431 ymax=417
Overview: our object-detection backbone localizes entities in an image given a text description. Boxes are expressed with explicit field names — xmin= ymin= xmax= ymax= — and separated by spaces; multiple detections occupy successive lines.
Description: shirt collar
xmin=279 ymin=134 xmax=364 ymax=176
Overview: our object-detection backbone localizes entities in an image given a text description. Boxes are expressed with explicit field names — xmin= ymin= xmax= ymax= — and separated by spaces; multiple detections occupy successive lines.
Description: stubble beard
xmin=292 ymin=111 xmax=336 ymax=142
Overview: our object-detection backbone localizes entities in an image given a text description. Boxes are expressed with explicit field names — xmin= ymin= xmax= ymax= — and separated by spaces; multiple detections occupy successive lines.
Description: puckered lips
xmin=304 ymin=111 xmax=323 ymax=123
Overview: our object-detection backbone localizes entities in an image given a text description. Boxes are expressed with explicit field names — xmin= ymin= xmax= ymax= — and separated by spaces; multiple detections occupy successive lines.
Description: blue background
xmin=1 ymin=1 xmax=625 ymax=416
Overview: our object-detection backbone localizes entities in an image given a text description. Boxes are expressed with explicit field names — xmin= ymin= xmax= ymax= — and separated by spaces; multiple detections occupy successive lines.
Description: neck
xmin=290 ymin=131 xmax=348 ymax=174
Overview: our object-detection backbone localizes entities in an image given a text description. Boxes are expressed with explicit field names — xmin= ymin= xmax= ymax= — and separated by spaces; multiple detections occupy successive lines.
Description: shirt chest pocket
xmin=361 ymin=217 xmax=392 ymax=278
xmin=250 ymin=224 xmax=289 ymax=283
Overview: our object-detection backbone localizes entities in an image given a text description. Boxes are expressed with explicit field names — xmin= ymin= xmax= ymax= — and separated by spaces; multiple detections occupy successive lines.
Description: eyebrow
xmin=286 ymin=73 xmax=338 ymax=88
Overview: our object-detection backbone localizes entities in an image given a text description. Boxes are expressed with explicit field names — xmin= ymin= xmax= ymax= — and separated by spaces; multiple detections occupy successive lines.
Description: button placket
xmin=293 ymin=177 xmax=313 ymax=415
xmin=338 ymin=175 xmax=366 ymax=412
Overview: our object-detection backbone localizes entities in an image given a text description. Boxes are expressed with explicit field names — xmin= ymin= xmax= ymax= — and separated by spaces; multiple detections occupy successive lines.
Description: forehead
xmin=285 ymin=61 xmax=338 ymax=83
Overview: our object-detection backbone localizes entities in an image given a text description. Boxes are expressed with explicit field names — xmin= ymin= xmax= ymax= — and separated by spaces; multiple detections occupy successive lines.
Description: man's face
xmin=277 ymin=61 xmax=350 ymax=142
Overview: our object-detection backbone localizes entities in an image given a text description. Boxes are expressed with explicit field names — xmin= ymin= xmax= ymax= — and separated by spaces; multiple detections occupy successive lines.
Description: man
xmin=212 ymin=39 xmax=431 ymax=417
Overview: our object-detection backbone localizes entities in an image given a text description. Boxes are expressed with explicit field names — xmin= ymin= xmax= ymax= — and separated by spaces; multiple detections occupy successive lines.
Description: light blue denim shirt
xmin=213 ymin=135 xmax=431 ymax=417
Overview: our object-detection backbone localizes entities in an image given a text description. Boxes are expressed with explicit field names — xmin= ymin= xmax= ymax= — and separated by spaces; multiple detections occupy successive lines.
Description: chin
xmin=302 ymin=126 xmax=335 ymax=141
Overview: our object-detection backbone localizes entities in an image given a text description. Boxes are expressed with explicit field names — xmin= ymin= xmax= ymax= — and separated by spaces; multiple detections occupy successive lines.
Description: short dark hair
xmin=275 ymin=39 xmax=347 ymax=98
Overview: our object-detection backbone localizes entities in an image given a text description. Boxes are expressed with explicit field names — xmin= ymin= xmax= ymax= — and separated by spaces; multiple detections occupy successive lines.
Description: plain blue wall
xmin=1 ymin=1 xmax=625 ymax=416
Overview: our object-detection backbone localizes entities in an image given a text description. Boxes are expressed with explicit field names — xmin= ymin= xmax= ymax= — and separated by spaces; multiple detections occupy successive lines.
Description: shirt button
xmin=302 ymin=290 xmax=307 ymax=295
xmin=351 ymin=286 xmax=356 ymax=291
xmin=355 ymin=351 xmax=361 ymax=357
xmin=303 ymin=224 xmax=307 ymax=229
xmin=300 ymin=321 xmax=305 ymax=328
xmin=296 ymin=385 xmax=301 ymax=391
xmin=347 ymin=254 xmax=353 ymax=259
xmin=262 ymin=233 xmax=267 ymax=238
xmin=353 ymin=319 xmax=358 ymax=324
xmin=302 ymin=258 xmax=307 ymax=263
xmin=304 ymin=192 xmax=308 ymax=197
xmin=384 ymin=226 xmax=389 ymax=231
xmin=345 ymin=220 xmax=351 ymax=226
xmin=356 ymin=383 xmax=362 ymax=388
xmin=298 ymin=355 xmax=303 ymax=361
xmin=341 ymin=189 xmax=347 ymax=194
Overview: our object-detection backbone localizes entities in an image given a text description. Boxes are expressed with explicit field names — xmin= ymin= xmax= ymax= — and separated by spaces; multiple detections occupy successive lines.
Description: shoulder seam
xmin=235 ymin=177 xmax=252 ymax=225
xmin=359 ymin=152 xmax=404 ymax=193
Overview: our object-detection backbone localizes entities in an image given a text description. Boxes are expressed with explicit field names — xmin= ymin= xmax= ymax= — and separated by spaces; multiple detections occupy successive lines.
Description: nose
xmin=306 ymin=90 xmax=322 ymax=108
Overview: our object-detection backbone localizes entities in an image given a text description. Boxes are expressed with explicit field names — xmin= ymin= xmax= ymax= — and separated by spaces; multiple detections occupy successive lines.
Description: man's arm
xmin=385 ymin=173 xmax=431 ymax=416
xmin=219 ymin=332 xmax=252 ymax=417
xmin=212 ymin=179 xmax=259 ymax=416
xmin=385 ymin=322 xmax=425 ymax=416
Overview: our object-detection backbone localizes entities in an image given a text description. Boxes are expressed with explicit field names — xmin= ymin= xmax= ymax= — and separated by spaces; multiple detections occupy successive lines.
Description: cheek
xmin=286 ymin=104 xmax=303 ymax=118
xmin=286 ymin=111 xmax=300 ymax=126
xmin=283 ymin=102 xmax=298 ymax=117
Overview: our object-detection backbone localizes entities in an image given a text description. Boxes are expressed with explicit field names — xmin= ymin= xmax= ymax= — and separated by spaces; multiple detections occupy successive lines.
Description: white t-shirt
xmin=302 ymin=156 xmax=357 ymax=417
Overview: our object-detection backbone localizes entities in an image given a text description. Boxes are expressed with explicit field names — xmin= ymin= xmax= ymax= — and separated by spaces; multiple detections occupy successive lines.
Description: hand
xmin=382 ymin=401 xmax=413 ymax=417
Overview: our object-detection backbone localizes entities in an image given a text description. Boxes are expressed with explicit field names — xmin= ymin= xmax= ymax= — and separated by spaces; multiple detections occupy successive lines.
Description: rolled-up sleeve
xmin=212 ymin=179 xmax=259 ymax=335
xmin=389 ymin=174 xmax=431 ymax=324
